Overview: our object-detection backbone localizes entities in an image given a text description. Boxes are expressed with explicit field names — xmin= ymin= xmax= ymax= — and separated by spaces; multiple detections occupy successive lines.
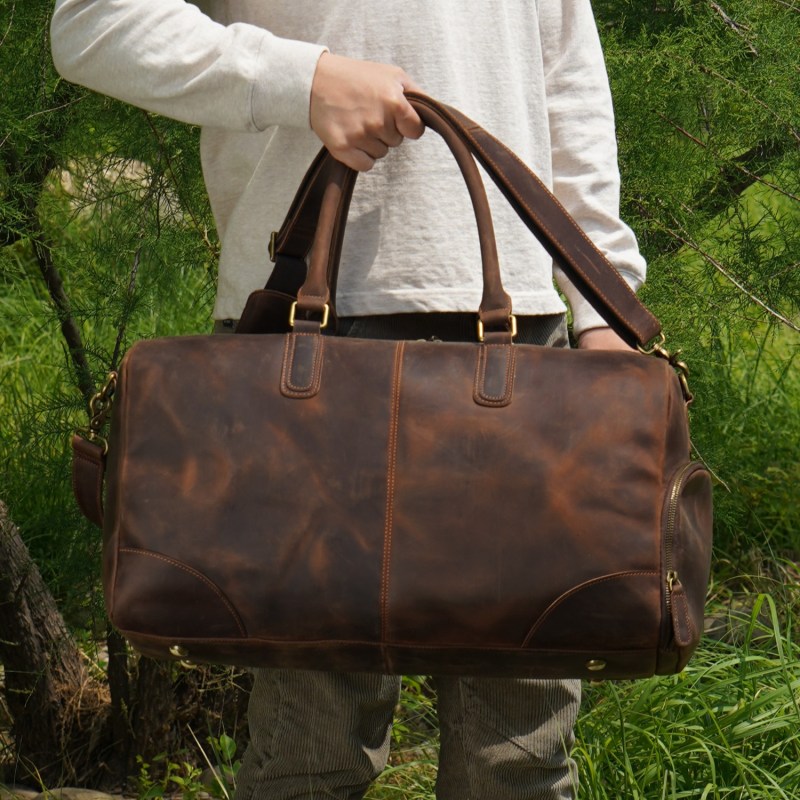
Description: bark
xmin=0 ymin=501 xmax=110 ymax=787
xmin=0 ymin=500 xmax=251 ymax=789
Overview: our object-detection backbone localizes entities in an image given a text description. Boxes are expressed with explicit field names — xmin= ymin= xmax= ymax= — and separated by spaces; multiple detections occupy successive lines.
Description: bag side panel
xmin=387 ymin=344 xmax=670 ymax=655
xmin=105 ymin=335 xmax=396 ymax=648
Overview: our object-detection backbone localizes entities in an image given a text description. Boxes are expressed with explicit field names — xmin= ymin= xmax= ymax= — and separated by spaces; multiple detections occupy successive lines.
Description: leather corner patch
xmin=474 ymin=344 xmax=516 ymax=407
xmin=281 ymin=333 xmax=324 ymax=398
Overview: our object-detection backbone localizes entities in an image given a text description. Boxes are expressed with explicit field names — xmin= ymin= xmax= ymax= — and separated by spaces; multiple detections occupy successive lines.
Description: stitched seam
xmin=522 ymin=570 xmax=658 ymax=647
xmin=119 ymin=547 xmax=247 ymax=637
xmin=112 ymin=360 xmax=134 ymax=616
xmin=296 ymin=293 xmax=328 ymax=304
xmin=121 ymin=630 xmax=654 ymax=652
xmin=281 ymin=334 xmax=323 ymax=397
xmin=287 ymin=333 xmax=323 ymax=393
xmin=449 ymin=112 xmax=657 ymax=341
xmin=676 ymin=593 xmax=696 ymax=646
xmin=507 ymin=343 xmax=517 ymax=402
xmin=474 ymin=345 xmax=513 ymax=406
xmin=381 ymin=341 xmax=404 ymax=644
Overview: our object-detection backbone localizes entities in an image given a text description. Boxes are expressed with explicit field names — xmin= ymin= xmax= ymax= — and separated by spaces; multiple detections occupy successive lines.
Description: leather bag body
xmin=74 ymin=95 xmax=713 ymax=680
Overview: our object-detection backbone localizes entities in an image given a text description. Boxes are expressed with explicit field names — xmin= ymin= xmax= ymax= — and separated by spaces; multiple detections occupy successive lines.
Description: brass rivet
xmin=169 ymin=644 xmax=189 ymax=658
xmin=586 ymin=659 xmax=607 ymax=672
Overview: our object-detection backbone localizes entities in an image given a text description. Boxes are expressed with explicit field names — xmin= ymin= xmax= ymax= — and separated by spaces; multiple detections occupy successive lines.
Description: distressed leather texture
xmin=79 ymin=95 xmax=714 ymax=679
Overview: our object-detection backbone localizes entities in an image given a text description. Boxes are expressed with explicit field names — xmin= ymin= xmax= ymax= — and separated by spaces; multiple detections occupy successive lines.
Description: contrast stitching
xmin=473 ymin=344 xmax=515 ymax=406
xmin=296 ymin=292 xmax=328 ymax=303
xmin=677 ymin=594 xmax=696 ymax=645
xmin=119 ymin=547 xmax=247 ymax=637
xmin=281 ymin=333 xmax=324 ymax=397
xmin=125 ymin=630 xmax=656 ymax=653
xmin=478 ymin=135 xmax=652 ymax=335
xmin=522 ymin=570 xmax=658 ymax=647
xmin=381 ymin=341 xmax=405 ymax=645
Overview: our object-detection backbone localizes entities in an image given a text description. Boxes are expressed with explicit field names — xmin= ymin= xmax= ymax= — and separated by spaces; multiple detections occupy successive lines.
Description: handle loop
xmin=272 ymin=93 xmax=662 ymax=348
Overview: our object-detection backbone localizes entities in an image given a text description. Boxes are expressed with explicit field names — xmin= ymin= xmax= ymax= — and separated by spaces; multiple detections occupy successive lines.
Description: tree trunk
xmin=0 ymin=501 xmax=110 ymax=787
xmin=0 ymin=502 xmax=251 ymax=790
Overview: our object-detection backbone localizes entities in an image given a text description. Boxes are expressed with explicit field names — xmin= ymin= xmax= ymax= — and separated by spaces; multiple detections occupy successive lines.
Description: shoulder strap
xmin=269 ymin=93 xmax=660 ymax=347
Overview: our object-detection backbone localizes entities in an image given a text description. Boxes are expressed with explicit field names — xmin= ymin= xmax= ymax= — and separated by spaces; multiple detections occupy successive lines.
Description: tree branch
xmin=708 ymin=2 xmax=759 ymax=55
xmin=658 ymin=224 xmax=800 ymax=332
xmin=696 ymin=64 xmax=800 ymax=145
xmin=656 ymin=115 xmax=800 ymax=204
xmin=30 ymin=222 xmax=95 ymax=408
xmin=141 ymin=111 xmax=218 ymax=259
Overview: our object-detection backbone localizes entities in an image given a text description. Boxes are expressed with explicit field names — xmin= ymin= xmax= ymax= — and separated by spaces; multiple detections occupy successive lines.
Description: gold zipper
xmin=664 ymin=463 xmax=696 ymax=612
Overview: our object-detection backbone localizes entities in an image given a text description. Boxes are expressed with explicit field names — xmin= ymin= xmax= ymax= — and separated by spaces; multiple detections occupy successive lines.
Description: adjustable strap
xmin=426 ymin=96 xmax=660 ymax=346
xmin=270 ymin=93 xmax=661 ymax=348
xmin=72 ymin=434 xmax=105 ymax=527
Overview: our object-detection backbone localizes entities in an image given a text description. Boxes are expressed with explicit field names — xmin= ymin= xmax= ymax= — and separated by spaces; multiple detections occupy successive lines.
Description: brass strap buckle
xmin=289 ymin=301 xmax=330 ymax=330
xmin=638 ymin=334 xmax=693 ymax=405
xmin=76 ymin=371 xmax=118 ymax=454
xmin=477 ymin=314 xmax=517 ymax=343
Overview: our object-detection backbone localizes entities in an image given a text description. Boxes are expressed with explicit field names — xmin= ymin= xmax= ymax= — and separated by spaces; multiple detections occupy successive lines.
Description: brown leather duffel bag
xmin=73 ymin=94 xmax=712 ymax=680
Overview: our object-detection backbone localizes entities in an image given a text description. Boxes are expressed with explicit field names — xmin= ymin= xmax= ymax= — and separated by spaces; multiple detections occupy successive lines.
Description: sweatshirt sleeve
xmin=50 ymin=0 xmax=327 ymax=131
xmin=537 ymin=0 xmax=647 ymax=337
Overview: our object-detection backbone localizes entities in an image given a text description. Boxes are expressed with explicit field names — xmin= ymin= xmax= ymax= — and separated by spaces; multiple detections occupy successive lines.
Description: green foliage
xmin=574 ymin=593 xmax=800 ymax=798
xmin=366 ymin=679 xmax=438 ymax=799
xmin=0 ymin=0 xmax=217 ymax=617
xmin=594 ymin=0 xmax=800 ymax=555
xmin=135 ymin=734 xmax=240 ymax=800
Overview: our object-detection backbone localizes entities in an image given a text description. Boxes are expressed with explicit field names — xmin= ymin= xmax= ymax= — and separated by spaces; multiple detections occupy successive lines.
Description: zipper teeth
xmin=665 ymin=463 xmax=696 ymax=610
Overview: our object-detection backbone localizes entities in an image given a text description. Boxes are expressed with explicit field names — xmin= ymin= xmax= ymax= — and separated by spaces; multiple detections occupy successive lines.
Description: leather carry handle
xmin=274 ymin=93 xmax=661 ymax=347
xmin=296 ymin=100 xmax=515 ymax=333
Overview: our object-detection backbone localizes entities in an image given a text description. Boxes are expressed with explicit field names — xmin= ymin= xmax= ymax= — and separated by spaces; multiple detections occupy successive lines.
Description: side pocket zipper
xmin=664 ymin=463 xmax=701 ymax=648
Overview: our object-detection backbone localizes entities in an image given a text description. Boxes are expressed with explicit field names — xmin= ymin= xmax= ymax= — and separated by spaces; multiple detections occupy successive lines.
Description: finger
xmin=331 ymin=147 xmax=376 ymax=172
xmin=394 ymin=97 xmax=425 ymax=140
xmin=379 ymin=127 xmax=404 ymax=148
xmin=401 ymin=74 xmax=423 ymax=93
xmin=362 ymin=138 xmax=390 ymax=161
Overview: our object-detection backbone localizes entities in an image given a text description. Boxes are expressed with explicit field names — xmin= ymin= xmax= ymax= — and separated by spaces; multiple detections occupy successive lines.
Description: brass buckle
xmin=636 ymin=332 xmax=667 ymax=356
xmin=289 ymin=301 xmax=330 ymax=330
xmin=76 ymin=429 xmax=109 ymax=456
xmin=477 ymin=314 xmax=517 ymax=343
xmin=76 ymin=371 xmax=118 ymax=453
xmin=637 ymin=334 xmax=693 ymax=405
xmin=269 ymin=231 xmax=278 ymax=262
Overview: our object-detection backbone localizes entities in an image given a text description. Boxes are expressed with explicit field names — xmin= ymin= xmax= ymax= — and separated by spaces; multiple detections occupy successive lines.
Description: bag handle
xmin=273 ymin=93 xmax=661 ymax=347
xmin=294 ymin=97 xmax=517 ymax=336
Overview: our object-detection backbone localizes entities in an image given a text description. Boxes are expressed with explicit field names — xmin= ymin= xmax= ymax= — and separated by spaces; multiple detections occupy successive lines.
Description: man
xmin=51 ymin=1 xmax=646 ymax=797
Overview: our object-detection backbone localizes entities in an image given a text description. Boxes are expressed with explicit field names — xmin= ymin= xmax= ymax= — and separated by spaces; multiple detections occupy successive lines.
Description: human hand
xmin=309 ymin=52 xmax=425 ymax=172
xmin=577 ymin=327 xmax=636 ymax=351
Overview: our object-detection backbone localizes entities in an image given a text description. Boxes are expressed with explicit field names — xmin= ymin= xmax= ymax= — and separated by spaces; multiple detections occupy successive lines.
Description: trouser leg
xmin=434 ymin=677 xmax=581 ymax=800
xmin=235 ymin=669 xmax=401 ymax=800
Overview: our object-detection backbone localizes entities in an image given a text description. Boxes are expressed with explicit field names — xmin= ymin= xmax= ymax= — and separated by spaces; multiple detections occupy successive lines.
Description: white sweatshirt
xmin=50 ymin=0 xmax=646 ymax=334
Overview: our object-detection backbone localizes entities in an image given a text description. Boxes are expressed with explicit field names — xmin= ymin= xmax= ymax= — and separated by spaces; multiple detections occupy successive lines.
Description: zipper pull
xmin=668 ymin=572 xmax=696 ymax=648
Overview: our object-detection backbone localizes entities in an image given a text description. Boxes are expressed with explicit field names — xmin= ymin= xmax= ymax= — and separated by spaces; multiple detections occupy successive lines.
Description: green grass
xmin=575 ymin=606 xmax=800 ymax=798
xmin=362 ymin=596 xmax=800 ymax=800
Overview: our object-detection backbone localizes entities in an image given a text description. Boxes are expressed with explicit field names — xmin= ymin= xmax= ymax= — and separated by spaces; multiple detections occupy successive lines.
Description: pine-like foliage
xmin=596 ymin=0 xmax=800 ymax=556
xmin=0 ymin=1 xmax=216 ymax=614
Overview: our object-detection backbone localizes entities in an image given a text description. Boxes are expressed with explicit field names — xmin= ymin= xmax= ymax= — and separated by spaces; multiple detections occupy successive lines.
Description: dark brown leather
xmin=71 ymin=434 xmax=106 ymax=528
xmin=73 ymin=95 xmax=713 ymax=679
xmin=267 ymin=94 xmax=660 ymax=347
